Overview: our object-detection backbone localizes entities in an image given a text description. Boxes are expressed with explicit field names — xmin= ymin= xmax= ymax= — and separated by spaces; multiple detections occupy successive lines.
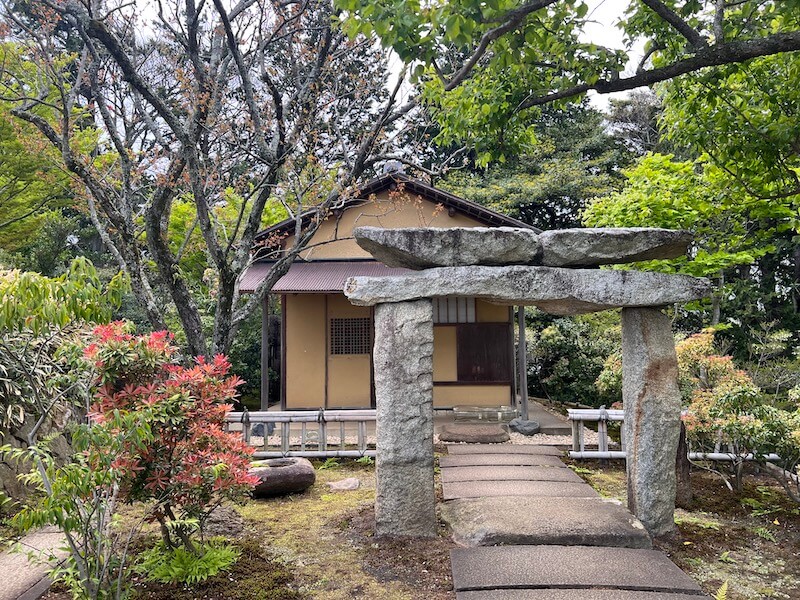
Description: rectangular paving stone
xmin=447 ymin=444 xmax=563 ymax=456
xmin=457 ymin=590 xmax=708 ymax=599
xmin=440 ymin=496 xmax=651 ymax=549
xmin=443 ymin=480 xmax=598 ymax=500
xmin=451 ymin=545 xmax=704 ymax=594
xmin=441 ymin=465 xmax=583 ymax=483
xmin=439 ymin=454 xmax=565 ymax=467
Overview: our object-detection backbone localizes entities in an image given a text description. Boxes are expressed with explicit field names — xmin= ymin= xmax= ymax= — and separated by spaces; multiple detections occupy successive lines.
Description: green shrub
xmin=527 ymin=312 xmax=619 ymax=407
xmin=137 ymin=539 xmax=241 ymax=585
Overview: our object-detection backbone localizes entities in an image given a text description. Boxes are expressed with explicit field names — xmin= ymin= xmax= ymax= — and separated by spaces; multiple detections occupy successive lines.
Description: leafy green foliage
xmin=527 ymin=311 xmax=619 ymax=407
xmin=337 ymin=0 xmax=628 ymax=160
xmin=0 ymin=44 xmax=74 ymax=252
xmin=442 ymin=102 xmax=631 ymax=230
xmin=662 ymin=48 xmax=800 ymax=207
xmin=3 ymin=409 xmax=154 ymax=599
xmin=137 ymin=539 xmax=241 ymax=585
xmin=0 ymin=258 xmax=127 ymax=336
xmin=317 ymin=458 xmax=341 ymax=471
xmin=599 ymin=330 xmax=800 ymax=498
xmin=583 ymin=154 xmax=765 ymax=278
xmin=0 ymin=258 xmax=127 ymax=427
xmin=339 ymin=0 xmax=800 ymax=161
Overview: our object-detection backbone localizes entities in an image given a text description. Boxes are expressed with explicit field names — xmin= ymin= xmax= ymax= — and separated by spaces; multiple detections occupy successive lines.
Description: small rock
xmin=250 ymin=422 xmax=275 ymax=437
xmin=204 ymin=504 xmax=245 ymax=538
xmin=508 ymin=418 xmax=540 ymax=436
xmin=250 ymin=457 xmax=316 ymax=498
xmin=438 ymin=424 xmax=510 ymax=444
xmin=327 ymin=477 xmax=361 ymax=491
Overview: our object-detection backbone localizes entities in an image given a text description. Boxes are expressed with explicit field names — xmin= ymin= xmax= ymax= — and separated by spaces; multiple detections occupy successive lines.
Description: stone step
xmin=443 ymin=480 xmax=598 ymax=500
xmin=447 ymin=444 xmax=563 ymax=456
xmin=539 ymin=422 xmax=573 ymax=436
xmin=441 ymin=465 xmax=583 ymax=483
xmin=457 ymin=590 xmax=708 ymax=599
xmin=440 ymin=496 xmax=651 ymax=549
xmin=439 ymin=454 xmax=565 ymax=467
xmin=451 ymin=545 xmax=704 ymax=595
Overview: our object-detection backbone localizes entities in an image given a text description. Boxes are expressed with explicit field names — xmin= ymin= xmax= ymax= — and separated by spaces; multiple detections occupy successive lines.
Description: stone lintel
xmin=353 ymin=226 xmax=693 ymax=270
xmin=345 ymin=266 xmax=711 ymax=315
xmin=354 ymin=226 xmax=541 ymax=269
xmin=539 ymin=227 xmax=693 ymax=267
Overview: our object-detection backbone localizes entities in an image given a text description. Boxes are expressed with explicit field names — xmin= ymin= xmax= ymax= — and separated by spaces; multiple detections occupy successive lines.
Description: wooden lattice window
xmin=330 ymin=317 xmax=372 ymax=355
xmin=433 ymin=297 xmax=476 ymax=323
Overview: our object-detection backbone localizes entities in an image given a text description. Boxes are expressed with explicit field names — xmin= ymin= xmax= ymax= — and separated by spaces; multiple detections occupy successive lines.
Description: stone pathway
xmin=440 ymin=444 xmax=709 ymax=598
xmin=0 ymin=527 xmax=64 ymax=600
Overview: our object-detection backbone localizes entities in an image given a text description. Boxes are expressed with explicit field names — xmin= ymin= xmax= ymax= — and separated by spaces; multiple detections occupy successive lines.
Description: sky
xmin=583 ymin=0 xmax=647 ymax=108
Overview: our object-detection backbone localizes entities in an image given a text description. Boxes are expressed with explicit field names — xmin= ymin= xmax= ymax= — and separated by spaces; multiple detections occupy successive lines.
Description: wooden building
xmin=240 ymin=173 xmax=534 ymax=411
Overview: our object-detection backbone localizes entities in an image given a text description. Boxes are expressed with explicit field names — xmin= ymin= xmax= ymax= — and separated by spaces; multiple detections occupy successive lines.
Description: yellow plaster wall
xmin=433 ymin=385 xmax=512 ymax=408
xmin=288 ymin=191 xmax=487 ymax=260
xmin=477 ymin=300 xmax=511 ymax=323
xmin=433 ymin=326 xmax=457 ymax=381
xmin=284 ymin=294 xmax=326 ymax=408
xmin=326 ymin=294 xmax=372 ymax=408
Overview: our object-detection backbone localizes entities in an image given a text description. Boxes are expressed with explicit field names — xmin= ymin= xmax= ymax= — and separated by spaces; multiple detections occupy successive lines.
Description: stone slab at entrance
xmin=438 ymin=454 xmax=564 ymax=467
xmin=457 ymin=590 xmax=708 ymax=599
xmin=441 ymin=465 xmax=583 ymax=483
xmin=441 ymin=496 xmax=652 ymax=548
xmin=446 ymin=444 xmax=562 ymax=456
xmin=443 ymin=480 xmax=598 ymax=500
xmin=450 ymin=545 xmax=705 ymax=595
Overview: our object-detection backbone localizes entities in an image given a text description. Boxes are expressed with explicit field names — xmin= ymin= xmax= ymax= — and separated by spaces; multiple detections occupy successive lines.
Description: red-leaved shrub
xmin=84 ymin=321 xmax=257 ymax=551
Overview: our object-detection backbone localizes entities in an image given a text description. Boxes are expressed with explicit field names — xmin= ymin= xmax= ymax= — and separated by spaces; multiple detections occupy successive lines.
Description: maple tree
xmin=0 ymin=0 xmax=421 ymax=356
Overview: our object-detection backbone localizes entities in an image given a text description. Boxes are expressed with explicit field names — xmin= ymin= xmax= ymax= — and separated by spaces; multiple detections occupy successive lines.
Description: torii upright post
xmin=372 ymin=299 xmax=437 ymax=538
xmin=621 ymin=307 xmax=682 ymax=536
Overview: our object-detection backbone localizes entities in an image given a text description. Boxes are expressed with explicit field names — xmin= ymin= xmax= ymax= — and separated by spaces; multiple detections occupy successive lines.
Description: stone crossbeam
xmin=353 ymin=226 xmax=693 ymax=269
xmin=345 ymin=265 xmax=711 ymax=315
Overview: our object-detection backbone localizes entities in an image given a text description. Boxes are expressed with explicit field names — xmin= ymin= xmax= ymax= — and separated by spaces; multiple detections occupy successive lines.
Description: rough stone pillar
xmin=373 ymin=299 xmax=436 ymax=537
xmin=621 ymin=307 xmax=681 ymax=537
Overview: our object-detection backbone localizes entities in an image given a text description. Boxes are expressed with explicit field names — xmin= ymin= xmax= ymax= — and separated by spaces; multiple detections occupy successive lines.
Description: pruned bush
xmin=83 ymin=323 xmax=259 ymax=551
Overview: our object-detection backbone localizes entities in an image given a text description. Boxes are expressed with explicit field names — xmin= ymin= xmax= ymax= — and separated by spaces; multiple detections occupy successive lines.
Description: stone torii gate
xmin=344 ymin=226 xmax=712 ymax=539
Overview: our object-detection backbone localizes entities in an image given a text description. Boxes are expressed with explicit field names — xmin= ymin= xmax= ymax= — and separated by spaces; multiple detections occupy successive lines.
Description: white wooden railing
xmin=225 ymin=408 xmax=377 ymax=459
xmin=568 ymin=408 xmax=782 ymax=462
xmin=568 ymin=407 xmax=626 ymax=459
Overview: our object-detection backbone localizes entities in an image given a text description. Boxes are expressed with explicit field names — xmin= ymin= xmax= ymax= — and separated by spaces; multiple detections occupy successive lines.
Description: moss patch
xmin=239 ymin=459 xmax=454 ymax=599
xmin=571 ymin=461 xmax=800 ymax=599
xmin=129 ymin=537 xmax=303 ymax=600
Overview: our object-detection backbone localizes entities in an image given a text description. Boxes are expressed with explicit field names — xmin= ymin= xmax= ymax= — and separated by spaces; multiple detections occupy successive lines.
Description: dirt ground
xmin=39 ymin=457 xmax=455 ymax=600
xmin=29 ymin=452 xmax=800 ymax=599
xmin=571 ymin=460 xmax=800 ymax=600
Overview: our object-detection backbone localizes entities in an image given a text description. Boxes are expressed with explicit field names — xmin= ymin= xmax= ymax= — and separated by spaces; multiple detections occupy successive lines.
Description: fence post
xmin=598 ymin=406 xmax=608 ymax=454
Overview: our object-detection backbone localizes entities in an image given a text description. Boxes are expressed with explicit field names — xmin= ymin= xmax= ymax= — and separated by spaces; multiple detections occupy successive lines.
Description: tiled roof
xmin=253 ymin=173 xmax=537 ymax=244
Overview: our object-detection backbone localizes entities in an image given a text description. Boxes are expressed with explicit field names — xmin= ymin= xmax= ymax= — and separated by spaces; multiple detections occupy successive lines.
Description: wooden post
xmin=517 ymin=306 xmax=529 ymax=420
xmin=260 ymin=295 xmax=270 ymax=410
